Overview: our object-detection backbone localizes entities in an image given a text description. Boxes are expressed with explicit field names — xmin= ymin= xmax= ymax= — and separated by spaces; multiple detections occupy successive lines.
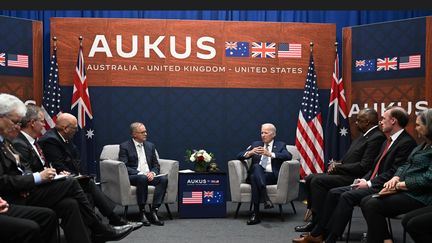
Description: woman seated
xmin=402 ymin=205 xmax=432 ymax=243
xmin=359 ymin=108 xmax=432 ymax=243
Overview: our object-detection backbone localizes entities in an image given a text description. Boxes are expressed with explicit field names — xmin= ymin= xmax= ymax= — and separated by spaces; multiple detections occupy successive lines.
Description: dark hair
xmin=418 ymin=109 xmax=432 ymax=140
xmin=388 ymin=106 xmax=409 ymax=128
xmin=20 ymin=105 xmax=42 ymax=128
xmin=363 ymin=108 xmax=379 ymax=125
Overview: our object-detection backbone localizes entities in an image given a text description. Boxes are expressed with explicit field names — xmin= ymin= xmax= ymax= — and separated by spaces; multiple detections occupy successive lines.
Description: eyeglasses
xmin=0 ymin=114 xmax=22 ymax=127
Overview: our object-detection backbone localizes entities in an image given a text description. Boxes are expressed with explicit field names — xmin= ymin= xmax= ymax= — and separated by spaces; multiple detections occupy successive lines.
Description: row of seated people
xmin=292 ymin=106 xmax=432 ymax=243
xmin=0 ymin=93 xmax=144 ymax=242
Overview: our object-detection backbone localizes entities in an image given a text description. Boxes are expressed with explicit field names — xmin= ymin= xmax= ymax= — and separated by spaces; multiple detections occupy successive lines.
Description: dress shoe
xmin=109 ymin=217 xmax=143 ymax=231
xmin=246 ymin=212 xmax=261 ymax=225
xmin=93 ymin=224 xmax=133 ymax=242
xmin=149 ymin=210 xmax=164 ymax=226
xmin=292 ymin=233 xmax=323 ymax=243
xmin=294 ymin=221 xmax=315 ymax=232
xmin=264 ymin=199 xmax=274 ymax=209
xmin=140 ymin=212 xmax=151 ymax=226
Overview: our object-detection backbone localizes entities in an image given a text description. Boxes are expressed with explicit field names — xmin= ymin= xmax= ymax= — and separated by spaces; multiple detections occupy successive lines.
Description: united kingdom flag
xmin=251 ymin=42 xmax=276 ymax=58
xmin=70 ymin=40 xmax=97 ymax=176
xmin=377 ymin=57 xmax=398 ymax=71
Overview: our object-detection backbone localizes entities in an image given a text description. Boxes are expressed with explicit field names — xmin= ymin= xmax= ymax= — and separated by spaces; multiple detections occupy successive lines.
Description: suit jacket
xmin=332 ymin=126 xmax=386 ymax=177
xmin=0 ymin=140 xmax=36 ymax=203
xmin=237 ymin=140 xmax=291 ymax=178
xmin=365 ymin=130 xmax=417 ymax=188
xmin=394 ymin=143 xmax=432 ymax=205
xmin=12 ymin=132 xmax=46 ymax=173
xmin=118 ymin=139 xmax=160 ymax=176
xmin=37 ymin=128 xmax=82 ymax=175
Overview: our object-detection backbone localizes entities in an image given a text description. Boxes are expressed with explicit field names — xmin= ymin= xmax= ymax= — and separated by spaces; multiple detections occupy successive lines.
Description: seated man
xmin=36 ymin=111 xmax=142 ymax=230
xmin=0 ymin=93 xmax=133 ymax=243
xmin=295 ymin=108 xmax=386 ymax=232
xmin=237 ymin=123 xmax=291 ymax=225
xmin=292 ymin=106 xmax=417 ymax=243
xmin=119 ymin=122 xmax=168 ymax=226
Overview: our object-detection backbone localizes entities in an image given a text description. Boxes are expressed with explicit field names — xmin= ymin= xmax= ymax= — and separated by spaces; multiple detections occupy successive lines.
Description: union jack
xmin=251 ymin=42 xmax=276 ymax=58
xmin=355 ymin=60 xmax=365 ymax=67
xmin=0 ymin=53 xmax=5 ymax=66
xmin=225 ymin=42 xmax=238 ymax=50
xmin=204 ymin=191 xmax=214 ymax=198
xmin=377 ymin=57 xmax=398 ymax=71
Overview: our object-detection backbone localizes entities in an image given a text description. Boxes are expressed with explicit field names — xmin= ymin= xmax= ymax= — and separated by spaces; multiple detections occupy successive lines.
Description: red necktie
xmin=370 ymin=138 xmax=392 ymax=179
xmin=34 ymin=141 xmax=47 ymax=166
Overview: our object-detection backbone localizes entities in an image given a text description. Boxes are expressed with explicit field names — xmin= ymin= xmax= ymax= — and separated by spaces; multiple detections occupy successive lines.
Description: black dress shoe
xmin=264 ymin=200 xmax=274 ymax=209
xmin=149 ymin=210 xmax=164 ymax=226
xmin=93 ymin=224 xmax=133 ymax=242
xmin=140 ymin=213 xmax=151 ymax=227
xmin=109 ymin=216 xmax=128 ymax=226
xmin=247 ymin=213 xmax=261 ymax=225
xmin=294 ymin=221 xmax=315 ymax=232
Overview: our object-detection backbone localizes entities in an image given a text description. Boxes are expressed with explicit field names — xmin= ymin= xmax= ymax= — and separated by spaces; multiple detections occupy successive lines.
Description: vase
xmin=194 ymin=162 xmax=207 ymax=172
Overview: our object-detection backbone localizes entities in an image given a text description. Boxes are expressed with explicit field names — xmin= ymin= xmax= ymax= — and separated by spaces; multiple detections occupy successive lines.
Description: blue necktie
xmin=260 ymin=144 xmax=269 ymax=169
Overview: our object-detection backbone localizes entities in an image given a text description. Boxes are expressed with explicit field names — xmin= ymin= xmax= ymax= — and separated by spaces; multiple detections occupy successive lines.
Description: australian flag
xmin=70 ymin=41 xmax=97 ymax=176
xmin=225 ymin=42 xmax=249 ymax=57
xmin=203 ymin=191 xmax=224 ymax=204
xmin=324 ymin=50 xmax=351 ymax=167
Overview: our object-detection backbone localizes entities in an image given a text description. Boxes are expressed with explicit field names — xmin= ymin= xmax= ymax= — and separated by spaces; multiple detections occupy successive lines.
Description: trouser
xmin=129 ymin=174 xmax=168 ymax=209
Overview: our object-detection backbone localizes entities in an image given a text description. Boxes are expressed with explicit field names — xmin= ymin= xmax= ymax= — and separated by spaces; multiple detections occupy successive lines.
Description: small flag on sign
xmin=278 ymin=43 xmax=302 ymax=58
xmin=182 ymin=191 xmax=203 ymax=204
xmin=377 ymin=57 xmax=398 ymax=71
xmin=7 ymin=54 xmax=28 ymax=68
xmin=0 ymin=53 xmax=5 ymax=66
xmin=354 ymin=59 xmax=376 ymax=72
xmin=251 ymin=42 xmax=276 ymax=58
xmin=399 ymin=54 xmax=421 ymax=69
xmin=225 ymin=42 xmax=249 ymax=57
xmin=203 ymin=191 xmax=224 ymax=204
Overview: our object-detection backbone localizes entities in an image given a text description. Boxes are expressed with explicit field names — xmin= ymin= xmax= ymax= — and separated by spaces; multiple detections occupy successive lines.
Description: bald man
xmin=38 ymin=113 xmax=142 ymax=230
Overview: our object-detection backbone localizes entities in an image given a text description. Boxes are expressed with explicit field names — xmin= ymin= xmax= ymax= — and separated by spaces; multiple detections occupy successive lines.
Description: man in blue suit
xmin=237 ymin=123 xmax=292 ymax=225
xmin=119 ymin=122 xmax=168 ymax=227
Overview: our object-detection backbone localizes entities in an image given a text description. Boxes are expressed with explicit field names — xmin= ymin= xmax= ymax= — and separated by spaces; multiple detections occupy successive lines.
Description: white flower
xmin=203 ymin=152 xmax=212 ymax=162
xmin=189 ymin=154 xmax=196 ymax=161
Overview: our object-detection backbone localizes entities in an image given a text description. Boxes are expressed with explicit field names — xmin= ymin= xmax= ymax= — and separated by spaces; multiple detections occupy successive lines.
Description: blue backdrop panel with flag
xmin=352 ymin=17 xmax=426 ymax=82
xmin=324 ymin=50 xmax=351 ymax=166
xmin=70 ymin=43 xmax=97 ymax=176
xmin=0 ymin=16 xmax=33 ymax=76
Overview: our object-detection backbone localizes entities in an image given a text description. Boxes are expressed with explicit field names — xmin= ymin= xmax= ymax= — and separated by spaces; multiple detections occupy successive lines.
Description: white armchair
xmin=228 ymin=145 xmax=301 ymax=220
xmin=99 ymin=144 xmax=179 ymax=219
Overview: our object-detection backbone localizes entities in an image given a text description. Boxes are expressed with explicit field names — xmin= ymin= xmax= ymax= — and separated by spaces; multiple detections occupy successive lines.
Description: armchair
xmin=228 ymin=145 xmax=301 ymax=220
xmin=99 ymin=144 xmax=179 ymax=219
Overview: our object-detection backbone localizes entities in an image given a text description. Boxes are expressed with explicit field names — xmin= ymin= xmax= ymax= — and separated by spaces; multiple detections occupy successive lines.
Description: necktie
xmin=370 ymin=138 xmax=392 ymax=179
xmin=34 ymin=140 xmax=47 ymax=166
xmin=259 ymin=144 xmax=270 ymax=169
xmin=137 ymin=143 xmax=149 ymax=173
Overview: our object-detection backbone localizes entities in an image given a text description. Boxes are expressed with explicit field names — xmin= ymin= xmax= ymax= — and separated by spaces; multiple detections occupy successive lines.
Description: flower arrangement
xmin=185 ymin=149 xmax=216 ymax=172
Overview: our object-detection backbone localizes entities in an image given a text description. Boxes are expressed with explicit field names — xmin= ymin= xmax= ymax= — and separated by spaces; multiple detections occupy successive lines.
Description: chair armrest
xmin=276 ymin=160 xmax=300 ymax=203
xmin=99 ymin=159 xmax=132 ymax=205
xmin=158 ymin=159 xmax=179 ymax=204
xmin=228 ymin=160 xmax=247 ymax=202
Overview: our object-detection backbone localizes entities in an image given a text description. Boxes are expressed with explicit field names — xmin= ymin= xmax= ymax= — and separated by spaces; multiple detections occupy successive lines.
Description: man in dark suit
xmin=118 ymin=122 xmax=168 ymax=226
xmin=36 ymin=112 xmax=141 ymax=230
xmin=237 ymin=123 xmax=292 ymax=225
xmin=293 ymin=106 xmax=417 ymax=243
xmin=0 ymin=93 xmax=133 ymax=243
xmin=0 ymin=196 xmax=58 ymax=243
xmin=294 ymin=108 xmax=386 ymax=232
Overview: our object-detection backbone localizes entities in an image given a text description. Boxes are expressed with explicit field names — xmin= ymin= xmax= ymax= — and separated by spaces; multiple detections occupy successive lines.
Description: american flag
xmin=182 ymin=191 xmax=203 ymax=204
xmin=71 ymin=41 xmax=97 ymax=175
xmin=278 ymin=43 xmax=302 ymax=58
xmin=7 ymin=54 xmax=28 ymax=68
xmin=42 ymin=46 xmax=62 ymax=133
xmin=399 ymin=54 xmax=421 ymax=69
xmin=377 ymin=57 xmax=398 ymax=71
xmin=324 ymin=49 xmax=351 ymax=166
xmin=295 ymin=51 xmax=324 ymax=178
xmin=0 ymin=53 xmax=5 ymax=66
xmin=251 ymin=42 xmax=276 ymax=58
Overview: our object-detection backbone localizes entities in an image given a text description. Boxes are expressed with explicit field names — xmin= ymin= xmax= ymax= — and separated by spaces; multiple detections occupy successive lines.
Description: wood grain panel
xmin=51 ymin=18 xmax=335 ymax=89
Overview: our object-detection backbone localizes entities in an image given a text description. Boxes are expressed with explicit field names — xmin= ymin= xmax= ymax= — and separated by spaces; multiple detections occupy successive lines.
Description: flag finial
xmin=79 ymin=36 xmax=83 ymax=47
xmin=52 ymin=36 xmax=57 ymax=50
xmin=309 ymin=42 xmax=314 ymax=52
xmin=335 ymin=42 xmax=338 ymax=52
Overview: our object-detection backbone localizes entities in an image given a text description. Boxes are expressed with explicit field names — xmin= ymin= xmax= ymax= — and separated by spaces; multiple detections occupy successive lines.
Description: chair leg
xmin=387 ymin=217 xmax=393 ymax=240
xmin=124 ymin=206 xmax=129 ymax=218
xmin=290 ymin=201 xmax=297 ymax=214
xmin=346 ymin=212 xmax=353 ymax=243
xmin=165 ymin=203 xmax=173 ymax=220
xmin=403 ymin=228 xmax=406 ymax=243
xmin=234 ymin=203 xmax=242 ymax=218
xmin=279 ymin=204 xmax=284 ymax=222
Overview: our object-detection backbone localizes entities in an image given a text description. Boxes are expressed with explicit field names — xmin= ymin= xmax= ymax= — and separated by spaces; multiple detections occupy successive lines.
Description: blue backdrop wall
xmin=1 ymin=10 xmax=431 ymax=177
